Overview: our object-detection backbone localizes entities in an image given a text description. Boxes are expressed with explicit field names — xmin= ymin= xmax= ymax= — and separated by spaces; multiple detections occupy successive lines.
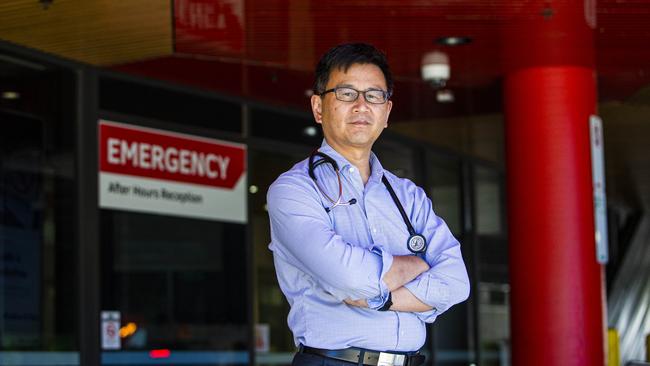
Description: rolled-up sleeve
xmin=402 ymin=186 xmax=470 ymax=322
xmin=268 ymin=176 xmax=393 ymax=304
xmin=366 ymin=246 xmax=394 ymax=309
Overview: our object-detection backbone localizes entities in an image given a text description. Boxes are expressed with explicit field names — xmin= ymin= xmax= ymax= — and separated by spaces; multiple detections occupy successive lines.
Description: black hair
xmin=313 ymin=43 xmax=393 ymax=96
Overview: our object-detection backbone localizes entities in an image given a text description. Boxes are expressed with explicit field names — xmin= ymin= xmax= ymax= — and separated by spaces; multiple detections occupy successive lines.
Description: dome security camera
xmin=421 ymin=51 xmax=450 ymax=89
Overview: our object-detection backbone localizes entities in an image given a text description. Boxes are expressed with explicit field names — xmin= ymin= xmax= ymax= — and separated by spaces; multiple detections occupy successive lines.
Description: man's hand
xmin=344 ymin=287 xmax=433 ymax=313
xmin=343 ymin=298 xmax=368 ymax=308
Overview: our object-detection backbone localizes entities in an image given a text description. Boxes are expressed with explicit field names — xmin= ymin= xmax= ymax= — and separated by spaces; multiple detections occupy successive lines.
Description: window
xmin=0 ymin=65 xmax=78 ymax=365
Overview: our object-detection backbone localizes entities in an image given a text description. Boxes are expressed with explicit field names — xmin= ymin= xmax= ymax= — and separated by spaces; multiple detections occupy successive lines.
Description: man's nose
xmin=352 ymin=93 xmax=371 ymax=112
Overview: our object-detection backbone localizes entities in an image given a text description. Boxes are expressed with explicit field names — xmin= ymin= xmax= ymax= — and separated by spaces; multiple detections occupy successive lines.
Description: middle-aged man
xmin=267 ymin=43 xmax=470 ymax=366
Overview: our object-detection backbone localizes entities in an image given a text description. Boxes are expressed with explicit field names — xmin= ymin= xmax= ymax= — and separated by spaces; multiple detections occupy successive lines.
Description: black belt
xmin=299 ymin=345 xmax=425 ymax=366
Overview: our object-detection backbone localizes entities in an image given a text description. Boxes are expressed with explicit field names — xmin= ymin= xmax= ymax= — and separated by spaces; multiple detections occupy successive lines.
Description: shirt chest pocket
xmin=365 ymin=199 xmax=415 ymax=256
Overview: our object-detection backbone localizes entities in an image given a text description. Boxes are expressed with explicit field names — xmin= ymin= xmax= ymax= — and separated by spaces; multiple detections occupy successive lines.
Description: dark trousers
xmin=292 ymin=352 xmax=357 ymax=366
xmin=292 ymin=347 xmax=426 ymax=366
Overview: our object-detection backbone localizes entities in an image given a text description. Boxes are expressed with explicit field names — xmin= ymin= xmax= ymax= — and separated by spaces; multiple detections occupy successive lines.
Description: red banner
xmin=174 ymin=0 xmax=245 ymax=56
xmin=99 ymin=121 xmax=245 ymax=189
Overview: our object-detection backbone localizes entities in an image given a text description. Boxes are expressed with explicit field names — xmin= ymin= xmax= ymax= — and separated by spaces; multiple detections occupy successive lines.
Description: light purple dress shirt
xmin=268 ymin=140 xmax=469 ymax=352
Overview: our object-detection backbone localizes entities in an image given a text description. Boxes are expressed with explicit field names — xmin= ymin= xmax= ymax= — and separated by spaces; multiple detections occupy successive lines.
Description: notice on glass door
xmin=101 ymin=311 xmax=121 ymax=350
xmin=98 ymin=120 xmax=247 ymax=223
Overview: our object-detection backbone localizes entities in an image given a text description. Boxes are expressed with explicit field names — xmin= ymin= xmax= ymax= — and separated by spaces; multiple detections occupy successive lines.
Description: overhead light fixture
xmin=249 ymin=185 xmax=259 ymax=194
xmin=436 ymin=36 xmax=472 ymax=46
xmin=436 ymin=89 xmax=455 ymax=103
xmin=421 ymin=51 xmax=450 ymax=89
xmin=39 ymin=0 xmax=54 ymax=9
xmin=1 ymin=91 xmax=20 ymax=100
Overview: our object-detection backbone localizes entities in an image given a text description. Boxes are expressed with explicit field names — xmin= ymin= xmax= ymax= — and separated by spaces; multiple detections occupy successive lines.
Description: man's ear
xmin=311 ymin=95 xmax=323 ymax=124
xmin=384 ymin=100 xmax=393 ymax=128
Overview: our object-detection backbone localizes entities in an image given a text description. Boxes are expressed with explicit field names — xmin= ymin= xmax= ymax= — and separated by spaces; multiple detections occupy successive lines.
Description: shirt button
xmin=349 ymin=167 xmax=355 ymax=173
xmin=372 ymin=228 xmax=377 ymax=233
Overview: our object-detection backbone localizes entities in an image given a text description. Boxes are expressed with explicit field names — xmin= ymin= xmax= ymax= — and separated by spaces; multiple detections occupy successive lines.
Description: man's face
xmin=311 ymin=63 xmax=392 ymax=152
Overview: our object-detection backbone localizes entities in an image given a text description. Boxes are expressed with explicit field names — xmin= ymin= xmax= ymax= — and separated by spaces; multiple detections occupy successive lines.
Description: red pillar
xmin=502 ymin=1 xmax=606 ymax=365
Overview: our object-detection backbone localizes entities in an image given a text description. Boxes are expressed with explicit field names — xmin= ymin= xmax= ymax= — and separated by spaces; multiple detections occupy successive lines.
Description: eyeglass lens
xmin=334 ymin=87 xmax=388 ymax=104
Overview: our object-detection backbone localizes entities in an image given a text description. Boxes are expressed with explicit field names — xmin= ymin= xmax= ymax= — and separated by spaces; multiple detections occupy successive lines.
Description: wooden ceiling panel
xmin=0 ymin=0 xmax=172 ymax=65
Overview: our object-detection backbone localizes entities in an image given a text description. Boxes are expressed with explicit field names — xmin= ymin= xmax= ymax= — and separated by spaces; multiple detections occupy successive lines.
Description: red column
xmin=502 ymin=1 xmax=606 ymax=365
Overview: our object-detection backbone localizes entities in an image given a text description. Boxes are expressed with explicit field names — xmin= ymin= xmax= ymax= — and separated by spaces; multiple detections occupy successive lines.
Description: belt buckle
xmin=377 ymin=352 xmax=405 ymax=366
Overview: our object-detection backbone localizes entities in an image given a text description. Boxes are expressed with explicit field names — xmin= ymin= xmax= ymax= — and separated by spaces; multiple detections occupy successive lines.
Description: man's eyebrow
xmin=335 ymin=83 xmax=385 ymax=90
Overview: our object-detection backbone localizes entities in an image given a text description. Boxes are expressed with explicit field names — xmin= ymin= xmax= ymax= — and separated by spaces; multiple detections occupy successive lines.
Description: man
xmin=267 ymin=43 xmax=469 ymax=366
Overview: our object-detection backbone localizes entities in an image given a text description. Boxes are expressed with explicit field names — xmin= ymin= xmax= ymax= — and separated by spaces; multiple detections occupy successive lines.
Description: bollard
xmin=608 ymin=328 xmax=620 ymax=366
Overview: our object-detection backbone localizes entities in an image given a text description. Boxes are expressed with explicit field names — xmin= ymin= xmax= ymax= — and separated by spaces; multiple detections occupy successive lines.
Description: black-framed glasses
xmin=319 ymin=87 xmax=391 ymax=104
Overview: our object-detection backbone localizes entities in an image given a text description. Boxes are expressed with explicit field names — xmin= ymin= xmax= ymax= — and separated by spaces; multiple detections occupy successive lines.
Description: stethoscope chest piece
xmin=407 ymin=234 xmax=427 ymax=254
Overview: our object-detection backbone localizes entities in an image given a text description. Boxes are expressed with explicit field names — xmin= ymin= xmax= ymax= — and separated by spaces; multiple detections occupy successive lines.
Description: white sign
xmin=101 ymin=311 xmax=121 ymax=350
xmin=589 ymin=115 xmax=608 ymax=264
xmin=255 ymin=323 xmax=270 ymax=352
xmin=98 ymin=120 xmax=247 ymax=223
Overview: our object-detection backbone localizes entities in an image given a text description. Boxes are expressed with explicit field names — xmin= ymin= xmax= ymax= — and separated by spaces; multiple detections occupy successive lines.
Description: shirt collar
xmin=318 ymin=139 xmax=385 ymax=179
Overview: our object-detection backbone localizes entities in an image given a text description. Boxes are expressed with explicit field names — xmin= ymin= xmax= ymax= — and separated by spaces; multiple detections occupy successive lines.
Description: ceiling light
xmin=39 ymin=0 xmax=54 ymax=9
xmin=421 ymin=51 xmax=450 ymax=89
xmin=436 ymin=89 xmax=455 ymax=103
xmin=1 ymin=91 xmax=20 ymax=100
xmin=249 ymin=185 xmax=259 ymax=194
xmin=436 ymin=37 xmax=472 ymax=46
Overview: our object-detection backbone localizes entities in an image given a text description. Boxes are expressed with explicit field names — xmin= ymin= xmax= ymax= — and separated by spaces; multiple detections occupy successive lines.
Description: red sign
xmin=174 ymin=0 xmax=245 ymax=56
xmin=99 ymin=121 xmax=245 ymax=189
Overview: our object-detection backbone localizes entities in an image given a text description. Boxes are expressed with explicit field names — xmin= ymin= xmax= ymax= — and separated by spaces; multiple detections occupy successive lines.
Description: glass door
xmin=249 ymin=146 xmax=308 ymax=366
xmin=424 ymin=153 xmax=472 ymax=366
xmin=98 ymin=120 xmax=250 ymax=366
xmin=0 ymin=58 xmax=79 ymax=365
xmin=474 ymin=165 xmax=509 ymax=366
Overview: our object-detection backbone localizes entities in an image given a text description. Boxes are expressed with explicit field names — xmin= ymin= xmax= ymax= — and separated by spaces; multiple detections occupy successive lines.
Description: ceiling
xmin=2 ymin=1 xmax=648 ymax=107
xmin=0 ymin=0 xmax=649 ymax=209
xmin=0 ymin=0 xmax=172 ymax=65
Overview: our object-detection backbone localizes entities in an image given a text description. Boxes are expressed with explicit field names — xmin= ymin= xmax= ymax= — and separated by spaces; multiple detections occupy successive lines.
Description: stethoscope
xmin=308 ymin=150 xmax=428 ymax=255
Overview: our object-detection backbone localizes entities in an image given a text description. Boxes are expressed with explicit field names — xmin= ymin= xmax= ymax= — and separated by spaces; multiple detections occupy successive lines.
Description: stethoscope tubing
xmin=381 ymin=175 xmax=417 ymax=237
xmin=308 ymin=150 xmax=427 ymax=253
xmin=309 ymin=150 xmax=357 ymax=212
